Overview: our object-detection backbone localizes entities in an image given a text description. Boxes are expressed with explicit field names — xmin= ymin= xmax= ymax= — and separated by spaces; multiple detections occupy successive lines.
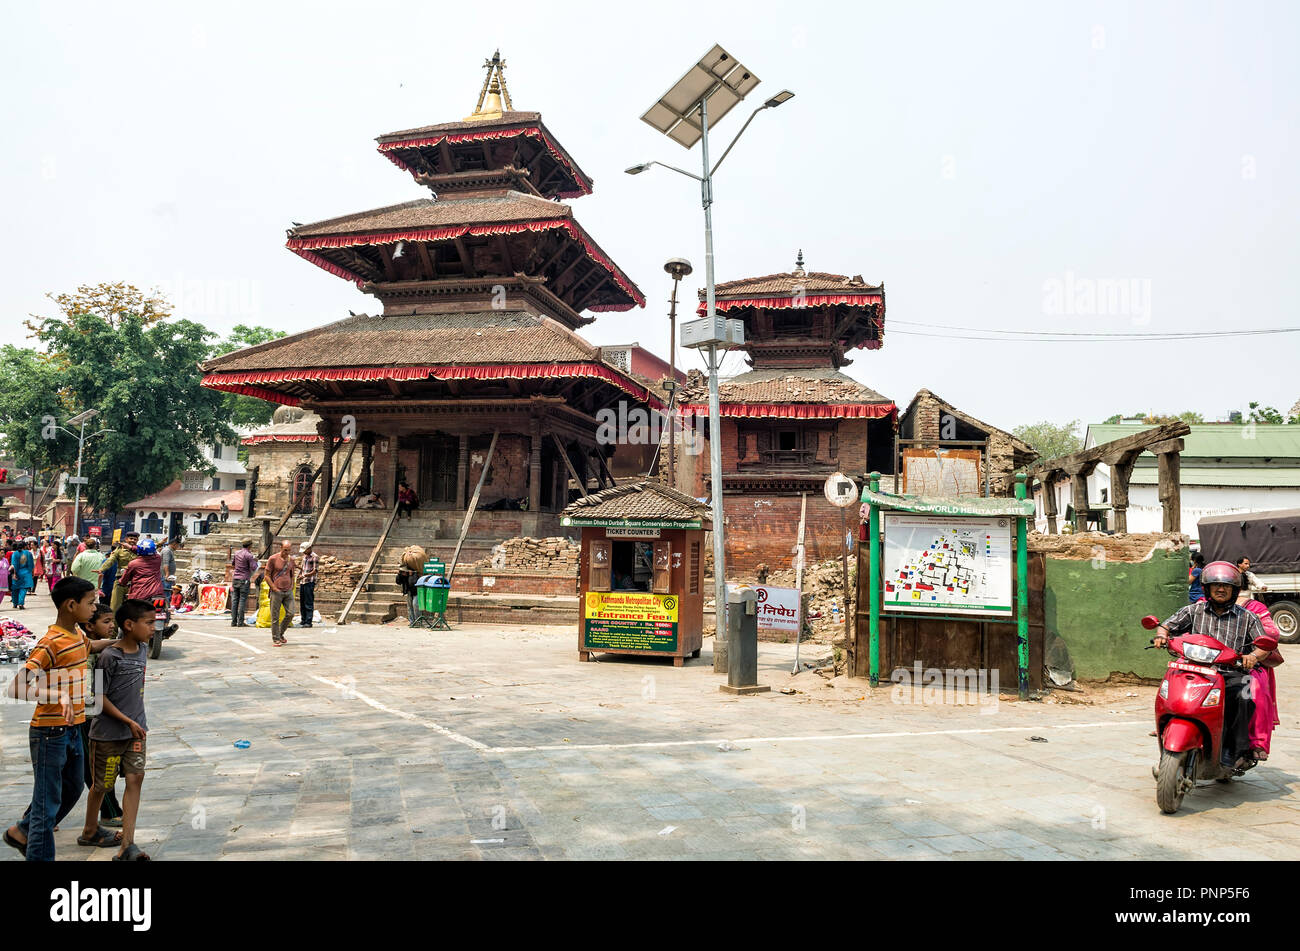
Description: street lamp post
xmin=663 ymin=258 xmax=693 ymax=487
xmin=59 ymin=410 xmax=114 ymax=541
xmin=630 ymin=54 xmax=793 ymax=672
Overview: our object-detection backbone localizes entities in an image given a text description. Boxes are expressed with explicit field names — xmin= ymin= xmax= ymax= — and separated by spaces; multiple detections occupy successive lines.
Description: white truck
xmin=1198 ymin=509 xmax=1300 ymax=643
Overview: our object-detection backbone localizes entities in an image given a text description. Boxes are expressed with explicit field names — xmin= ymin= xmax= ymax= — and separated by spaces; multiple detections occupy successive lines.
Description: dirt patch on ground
xmin=1028 ymin=531 xmax=1189 ymax=562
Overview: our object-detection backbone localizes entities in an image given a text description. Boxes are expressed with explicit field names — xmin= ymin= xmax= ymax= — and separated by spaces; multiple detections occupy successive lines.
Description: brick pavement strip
xmin=0 ymin=603 xmax=1298 ymax=861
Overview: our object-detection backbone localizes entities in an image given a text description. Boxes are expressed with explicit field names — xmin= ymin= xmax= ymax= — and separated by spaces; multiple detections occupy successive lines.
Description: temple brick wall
xmin=720 ymin=493 xmax=857 ymax=578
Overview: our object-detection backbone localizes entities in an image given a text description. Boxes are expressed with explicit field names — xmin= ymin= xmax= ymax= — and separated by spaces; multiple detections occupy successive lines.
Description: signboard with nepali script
xmin=754 ymin=585 xmax=801 ymax=634
xmin=724 ymin=584 xmax=801 ymax=635
xmin=583 ymin=591 xmax=679 ymax=653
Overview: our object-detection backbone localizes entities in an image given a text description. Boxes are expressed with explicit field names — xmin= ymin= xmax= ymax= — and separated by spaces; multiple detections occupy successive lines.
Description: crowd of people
xmin=0 ymin=528 xmax=178 ymax=624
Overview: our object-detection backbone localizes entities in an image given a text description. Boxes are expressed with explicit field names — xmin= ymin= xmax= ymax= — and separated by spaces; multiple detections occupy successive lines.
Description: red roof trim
xmin=698 ymin=293 xmax=885 ymax=315
xmin=286 ymin=220 xmax=644 ymax=310
xmin=680 ymin=402 xmax=897 ymax=420
xmin=378 ymin=126 xmax=592 ymax=198
xmin=203 ymin=363 xmax=664 ymax=411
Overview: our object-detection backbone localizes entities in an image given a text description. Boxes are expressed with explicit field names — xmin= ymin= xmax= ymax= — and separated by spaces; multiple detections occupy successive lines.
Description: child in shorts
xmin=78 ymin=604 xmax=124 ymax=828
xmin=83 ymin=598 xmax=153 ymax=861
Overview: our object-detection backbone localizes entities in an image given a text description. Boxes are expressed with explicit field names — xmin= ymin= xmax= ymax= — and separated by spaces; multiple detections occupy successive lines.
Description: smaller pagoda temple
xmin=676 ymin=252 xmax=896 ymax=575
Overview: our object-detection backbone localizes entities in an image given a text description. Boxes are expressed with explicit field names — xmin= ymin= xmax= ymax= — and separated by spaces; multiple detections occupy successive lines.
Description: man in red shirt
xmin=264 ymin=541 xmax=296 ymax=647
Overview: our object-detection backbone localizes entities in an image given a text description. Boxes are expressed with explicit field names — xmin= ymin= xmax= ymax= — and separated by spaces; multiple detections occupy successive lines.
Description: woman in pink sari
xmin=1237 ymin=592 xmax=1282 ymax=760
xmin=43 ymin=540 xmax=63 ymax=591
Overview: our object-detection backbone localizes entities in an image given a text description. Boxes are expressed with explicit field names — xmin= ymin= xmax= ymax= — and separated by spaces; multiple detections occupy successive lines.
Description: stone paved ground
xmin=1 ymin=601 xmax=1297 ymax=861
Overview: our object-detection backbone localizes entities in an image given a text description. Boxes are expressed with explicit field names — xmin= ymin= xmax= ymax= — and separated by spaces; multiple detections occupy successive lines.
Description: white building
xmin=123 ymin=440 xmax=247 ymax=539
xmin=1034 ymin=422 xmax=1300 ymax=539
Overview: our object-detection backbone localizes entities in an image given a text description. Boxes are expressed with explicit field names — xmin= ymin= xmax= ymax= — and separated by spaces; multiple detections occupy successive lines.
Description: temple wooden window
xmin=778 ymin=431 xmax=798 ymax=451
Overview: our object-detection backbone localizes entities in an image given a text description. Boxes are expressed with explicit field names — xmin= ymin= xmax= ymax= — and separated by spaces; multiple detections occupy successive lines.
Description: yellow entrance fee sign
xmin=585 ymin=591 xmax=679 ymax=623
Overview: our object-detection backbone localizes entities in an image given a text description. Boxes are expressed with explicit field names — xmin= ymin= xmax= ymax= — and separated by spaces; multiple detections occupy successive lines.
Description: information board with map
xmin=882 ymin=514 xmax=1013 ymax=616
xmin=583 ymin=591 xmax=679 ymax=653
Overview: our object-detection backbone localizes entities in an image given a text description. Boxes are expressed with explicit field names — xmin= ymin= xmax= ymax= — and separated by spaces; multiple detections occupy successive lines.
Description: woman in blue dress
xmin=9 ymin=538 xmax=35 ymax=609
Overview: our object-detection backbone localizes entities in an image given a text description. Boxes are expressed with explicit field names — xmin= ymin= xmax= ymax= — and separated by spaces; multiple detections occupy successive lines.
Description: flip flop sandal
xmin=3 ymin=829 xmax=26 ymax=857
xmin=113 ymin=843 xmax=150 ymax=862
xmin=77 ymin=827 xmax=123 ymax=848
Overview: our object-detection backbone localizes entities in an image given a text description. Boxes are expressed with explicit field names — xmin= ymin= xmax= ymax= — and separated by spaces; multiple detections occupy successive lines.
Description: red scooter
xmin=1142 ymin=614 xmax=1251 ymax=813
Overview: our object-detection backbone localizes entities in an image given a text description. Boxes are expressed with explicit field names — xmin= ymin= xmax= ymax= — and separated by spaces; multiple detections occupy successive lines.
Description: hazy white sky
xmin=3 ymin=0 xmax=1296 ymax=430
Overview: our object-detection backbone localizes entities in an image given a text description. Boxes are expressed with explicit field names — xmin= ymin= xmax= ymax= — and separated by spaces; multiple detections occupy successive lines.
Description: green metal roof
xmin=1085 ymin=423 xmax=1300 ymax=460
xmin=1128 ymin=466 xmax=1300 ymax=487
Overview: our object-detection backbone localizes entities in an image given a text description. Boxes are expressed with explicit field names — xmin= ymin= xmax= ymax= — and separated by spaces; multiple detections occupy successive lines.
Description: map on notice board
xmin=902 ymin=448 xmax=982 ymax=496
xmin=883 ymin=514 xmax=1012 ymax=616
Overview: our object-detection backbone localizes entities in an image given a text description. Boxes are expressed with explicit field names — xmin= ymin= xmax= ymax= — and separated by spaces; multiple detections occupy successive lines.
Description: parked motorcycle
xmin=1143 ymin=614 xmax=1256 ymax=813
xmin=150 ymin=596 xmax=176 ymax=660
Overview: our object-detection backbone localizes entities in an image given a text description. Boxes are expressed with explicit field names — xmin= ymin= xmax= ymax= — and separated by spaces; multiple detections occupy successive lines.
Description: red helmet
xmin=1201 ymin=561 xmax=1242 ymax=590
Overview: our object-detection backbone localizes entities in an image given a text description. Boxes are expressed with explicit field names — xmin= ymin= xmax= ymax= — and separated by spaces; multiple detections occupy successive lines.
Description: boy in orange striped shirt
xmin=3 ymin=577 xmax=116 ymax=861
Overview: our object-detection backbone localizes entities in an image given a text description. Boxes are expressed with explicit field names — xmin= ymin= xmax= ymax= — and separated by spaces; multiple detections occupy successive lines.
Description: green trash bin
xmin=416 ymin=574 xmax=450 ymax=614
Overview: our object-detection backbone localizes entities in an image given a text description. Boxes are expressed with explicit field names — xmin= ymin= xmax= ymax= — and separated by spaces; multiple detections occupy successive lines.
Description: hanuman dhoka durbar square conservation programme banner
xmin=583 ymin=591 xmax=679 ymax=653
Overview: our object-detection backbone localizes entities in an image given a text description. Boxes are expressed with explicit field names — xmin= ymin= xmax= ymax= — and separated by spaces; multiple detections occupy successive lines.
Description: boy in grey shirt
xmin=83 ymin=598 xmax=153 ymax=861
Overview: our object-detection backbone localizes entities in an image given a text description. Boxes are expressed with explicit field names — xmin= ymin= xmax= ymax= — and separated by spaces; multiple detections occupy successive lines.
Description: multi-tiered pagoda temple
xmin=201 ymin=54 xmax=656 ymax=541
xmin=677 ymin=252 xmax=897 ymax=574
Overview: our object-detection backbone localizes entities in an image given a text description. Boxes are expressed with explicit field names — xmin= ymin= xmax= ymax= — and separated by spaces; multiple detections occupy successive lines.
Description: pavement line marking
xmin=485 ymin=720 xmax=1150 ymax=754
xmin=309 ymin=675 xmax=489 ymax=752
xmin=180 ymin=628 xmax=264 ymax=655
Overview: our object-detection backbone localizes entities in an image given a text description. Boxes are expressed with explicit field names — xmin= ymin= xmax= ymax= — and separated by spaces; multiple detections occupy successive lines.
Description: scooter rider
xmin=1153 ymin=561 xmax=1272 ymax=770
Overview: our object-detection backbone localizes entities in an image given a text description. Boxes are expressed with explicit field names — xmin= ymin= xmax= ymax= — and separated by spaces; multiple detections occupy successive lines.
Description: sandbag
xmin=401 ymin=546 xmax=427 ymax=571
xmin=254 ymin=582 xmax=294 ymax=629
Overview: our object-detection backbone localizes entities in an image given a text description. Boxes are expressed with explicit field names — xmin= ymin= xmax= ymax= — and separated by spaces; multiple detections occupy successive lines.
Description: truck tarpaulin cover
xmin=1198 ymin=509 xmax=1300 ymax=574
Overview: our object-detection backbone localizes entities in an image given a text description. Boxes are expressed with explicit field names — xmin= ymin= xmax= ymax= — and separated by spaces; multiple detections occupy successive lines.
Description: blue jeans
xmin=17 ymin=724 xmax=85 ymax=861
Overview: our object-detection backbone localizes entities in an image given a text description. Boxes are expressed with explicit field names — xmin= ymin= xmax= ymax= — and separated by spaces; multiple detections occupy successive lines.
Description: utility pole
xmin=663 ymin=258 xmax=693 ymax=489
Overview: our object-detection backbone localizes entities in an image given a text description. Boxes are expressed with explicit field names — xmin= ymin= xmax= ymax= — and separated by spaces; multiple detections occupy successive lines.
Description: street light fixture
xmin=632 ymin=44 xmax=793 ymax=674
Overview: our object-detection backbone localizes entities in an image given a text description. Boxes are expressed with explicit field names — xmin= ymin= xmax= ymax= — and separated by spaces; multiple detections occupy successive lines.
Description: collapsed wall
xmin=1031 ymin=531 xmax=1190 ymax=681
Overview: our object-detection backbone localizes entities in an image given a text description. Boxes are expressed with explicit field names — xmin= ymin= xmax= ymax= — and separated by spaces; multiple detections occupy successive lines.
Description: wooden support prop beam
xmin=551 ymin=432 xmax=591 ymax=499
xmin=453 ymin=237 xmax=477 ymax=277
xmin=379 ymin=245 xmax=398 ymax=281
xmin=447 ymin=430 xmax=498 ymax=579
xmin=1148 ymin=438 xmax=1185 ymax=455
xmin=496 ymin=235 xmax=515 ymax=273
xmin=594 ymin=448 xmax=617 ymax=488
xmin=416 ymin=242 xmax=435 ymax=279
xmin=338 ymin=503 xmax=403 ymax=625
xmin=305 ymin=438 xmax=358 ymax=550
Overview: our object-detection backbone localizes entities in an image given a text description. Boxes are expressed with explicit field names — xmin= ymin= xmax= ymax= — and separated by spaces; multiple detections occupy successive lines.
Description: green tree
xmin=23 ymin=285 xmax=236 ymax=513
xmin=1245 ymin=401 xmax=1299 ymax=424
xmin=209 ymin=324 xmax=287 ymax=427
xmin=1013 ymin=420 xmax=1083 ymax=465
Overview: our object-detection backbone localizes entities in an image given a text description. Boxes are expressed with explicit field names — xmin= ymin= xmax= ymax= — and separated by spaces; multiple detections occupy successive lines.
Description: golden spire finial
xmin=466 ymin=49 xmax=513 ymax=121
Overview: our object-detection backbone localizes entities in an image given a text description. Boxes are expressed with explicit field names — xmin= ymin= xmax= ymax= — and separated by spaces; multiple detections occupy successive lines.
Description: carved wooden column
xmin=1101 ymin=449 xmax=1140 ymax=534
xmin=456 ymin=434 xmax=469 ymax=510
xmin=1064 ymin=463 xmax=1091 ymax=533
xmin=316 ymin=416 xmax=336 ymax=514
xmin=1151 ymin=438 xmax=1184 ymax=533
xmin=528 ymin=417 xmax=543 ymax=513
xmin=1039 ymin=469 xmax=1061 ymax=534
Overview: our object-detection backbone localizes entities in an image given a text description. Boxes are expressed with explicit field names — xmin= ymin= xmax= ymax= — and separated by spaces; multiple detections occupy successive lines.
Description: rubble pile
xmin=763 ymin=559 xmax=857 ymax=643
xmin=1028 ymin=531 xmax=1189 ymax=563
xmin=472 ymin=536 xmax=581 ymax=573
xmin=314 ymin=555 xmax=366 ymax=593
